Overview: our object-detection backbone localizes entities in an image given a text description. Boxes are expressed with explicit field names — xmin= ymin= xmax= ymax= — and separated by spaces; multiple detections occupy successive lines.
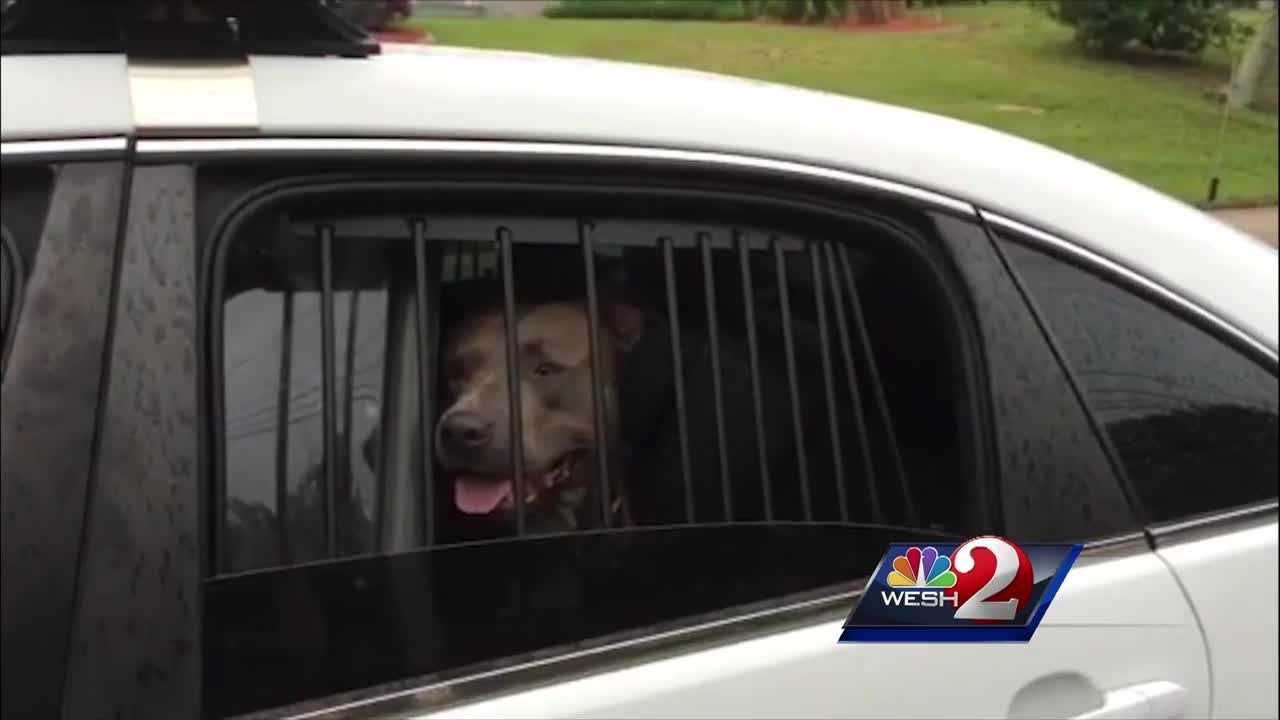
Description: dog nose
xmin=440 ymin=412 xmax=493 ymax=451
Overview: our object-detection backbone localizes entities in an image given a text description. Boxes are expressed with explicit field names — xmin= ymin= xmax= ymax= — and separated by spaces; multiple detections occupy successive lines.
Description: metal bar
xmin=837 ymin=245 xmax=916 ymax=525
xmin=699 ymin=231 xmax=732 ymax=521
xmin=471 ymin=241 xmax=481 ymax=279
xmin=580 ymin=222 xmax=613 ymax=528
xmin=319 ymin=226 xmax=339 ymax=556
xmin=413 ymin=221 xmax=436 ymax=546
xmin=773 ymin=238 xmax=811 ymax=521
xmin=342 ymin=290 xmax=360 ymax=553
xmin=274 ymin=290 xmax=295 ymax=563
xmin=661 ymin=236 xmax=695 ymax=523
xmin=497 ymin=227 xmax=526 ymax=536
xmin=823 ymin=242 xmax=881 ymax=524
xmin=809 ymin=242 xmax=848 ymax=523
xmin=736 ymin=231 xmax=772 ymax=521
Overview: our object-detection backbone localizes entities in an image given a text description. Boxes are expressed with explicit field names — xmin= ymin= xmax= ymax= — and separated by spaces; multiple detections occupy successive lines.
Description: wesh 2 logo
xmin=840 ymin=536 xmax=1081 ymax=642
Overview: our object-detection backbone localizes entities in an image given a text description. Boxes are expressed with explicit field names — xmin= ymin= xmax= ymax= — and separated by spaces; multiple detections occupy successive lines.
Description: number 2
xmin=953 ymin=537 xmax=1021 ymax=621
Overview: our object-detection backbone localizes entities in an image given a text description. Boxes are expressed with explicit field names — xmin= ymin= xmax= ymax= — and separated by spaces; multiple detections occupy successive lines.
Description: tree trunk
xmin=1229 ymin=9 xmax=1279 ymax=109
xmin=851 ymin=0 xmax=907 ymax=24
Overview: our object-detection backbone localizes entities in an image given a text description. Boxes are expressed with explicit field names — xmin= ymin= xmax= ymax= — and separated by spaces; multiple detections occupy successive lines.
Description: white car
xmin=1 ymin=1 xmax=1275 ymax=719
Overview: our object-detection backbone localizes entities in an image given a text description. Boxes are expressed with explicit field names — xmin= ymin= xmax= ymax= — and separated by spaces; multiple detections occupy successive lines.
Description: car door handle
xmin=1073 ymin=681 xmax=1189 ymax=719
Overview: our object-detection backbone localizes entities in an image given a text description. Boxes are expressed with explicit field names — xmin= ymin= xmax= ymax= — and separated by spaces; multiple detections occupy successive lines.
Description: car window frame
xmin=186 ymin=138 xmax=1000 ymax=718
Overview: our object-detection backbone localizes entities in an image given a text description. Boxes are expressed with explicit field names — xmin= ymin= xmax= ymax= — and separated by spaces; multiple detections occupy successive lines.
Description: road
xmin=1210 ymin=206 xmax=1279 ymax=247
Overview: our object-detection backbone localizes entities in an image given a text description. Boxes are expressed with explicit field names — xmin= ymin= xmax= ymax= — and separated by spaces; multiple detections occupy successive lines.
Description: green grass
xmin=408 ymin=3 xmax=1278 ymax=205
xmin=545 ymin=0 xmax=751 ymax=20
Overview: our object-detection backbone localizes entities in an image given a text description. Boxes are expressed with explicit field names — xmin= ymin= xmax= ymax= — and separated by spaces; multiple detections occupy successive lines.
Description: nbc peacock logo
xmin=886 ymin=546 xmax=957 ymax=588
xmin=840 ymin=536 xmax=1084 ymax=643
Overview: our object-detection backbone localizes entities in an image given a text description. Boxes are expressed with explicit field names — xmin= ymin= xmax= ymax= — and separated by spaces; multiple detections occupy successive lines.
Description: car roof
xmin=2 ymin=47 xmax=1276 ymax=354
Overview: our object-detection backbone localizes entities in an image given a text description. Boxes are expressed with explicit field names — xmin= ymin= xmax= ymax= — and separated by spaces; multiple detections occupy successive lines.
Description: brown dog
xmin=436 ymin=300 xmax=644 ymax=532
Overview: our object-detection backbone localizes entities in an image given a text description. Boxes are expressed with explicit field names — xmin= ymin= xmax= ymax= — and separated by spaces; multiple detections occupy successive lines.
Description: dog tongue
xmin=455 ymin=477 xmax=514 ymax=515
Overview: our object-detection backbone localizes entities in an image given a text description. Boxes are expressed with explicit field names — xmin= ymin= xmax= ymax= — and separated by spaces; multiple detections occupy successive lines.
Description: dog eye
xmin=533 ymin=361 xmax=562 ymax=377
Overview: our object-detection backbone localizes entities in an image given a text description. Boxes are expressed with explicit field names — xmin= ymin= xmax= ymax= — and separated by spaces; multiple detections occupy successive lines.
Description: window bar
xmin=413 ymin=220 xmax=436 ymax=546
xmin=773 ymin=238 xmax=812 ymax=521
xmin=497 ymin=226 xmax=526 ymax=536
xmin=823 ymin=242 xmax=882 ymax=524
xmin=809 ymin=241 xmax=848 ymax=522
xmin=736 ymin=230 xmax=772 ymax=521
xmin=319 ymin=225 xmax=339 ymax=557
xmin=837 ymin=245 xmax=916 ymax=525
xmin=661 ymin=236 xmax=695 ymax=523
xmin=699 ymin=231 xmax=732 ymax=520
xmin=274 ymin=290 xmax=295 ymax=563
xmin=342 ymin=290 xmax=360 ymax=553
xmin=471 ymin=241 xmax=481 ymax=279
xmin=579 ymin=222 xmax=614 ymax=527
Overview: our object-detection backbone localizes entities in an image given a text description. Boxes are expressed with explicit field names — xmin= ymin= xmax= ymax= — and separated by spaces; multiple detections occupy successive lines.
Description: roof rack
xmin=0 ymin=0 xmax=380 ymax=58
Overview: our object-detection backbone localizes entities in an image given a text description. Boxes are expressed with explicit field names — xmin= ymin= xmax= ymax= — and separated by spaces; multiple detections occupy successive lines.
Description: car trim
xmin=133 ymin=137 xmax=977 ymax=214
xmin=980 ymin=210 xmax=1278 ymax=365
xmin=0 ymin=136 xmax=129 ymax=160
xmin=1149 ymin=499 xmax=1279 ymax=544
xmin=1084 ymin=531 xmax=1149 ymax=552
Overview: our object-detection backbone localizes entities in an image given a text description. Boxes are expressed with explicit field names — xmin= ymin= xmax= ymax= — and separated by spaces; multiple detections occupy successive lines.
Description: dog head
xmin=436 ymin=300 xmax=644 ymax=521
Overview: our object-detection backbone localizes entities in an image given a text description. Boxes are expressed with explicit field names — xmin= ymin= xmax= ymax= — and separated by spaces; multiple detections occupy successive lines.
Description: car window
xmin=204 ymin=171 xmax=989 ymax=716
xmin=934 ymin=214 xmax=1137 ymax=543
xmin=996 ymin=235 xmax=1279 ymax=525
xmin=0 ymin=165 xmax=52 ymax=376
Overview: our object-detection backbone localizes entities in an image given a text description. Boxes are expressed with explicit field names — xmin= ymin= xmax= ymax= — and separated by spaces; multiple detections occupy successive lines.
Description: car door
xmin=411 ymin=206 xmax=1213 ymax=720
xmin=172 ymin=139 xmax=1214 ymax=720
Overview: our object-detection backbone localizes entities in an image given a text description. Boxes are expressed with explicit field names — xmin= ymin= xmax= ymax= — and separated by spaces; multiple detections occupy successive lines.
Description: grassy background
xmin=545 ymin=0 xmax=751 ymax=20
xmin=408 ymin=3 xmax=1278 ymax=205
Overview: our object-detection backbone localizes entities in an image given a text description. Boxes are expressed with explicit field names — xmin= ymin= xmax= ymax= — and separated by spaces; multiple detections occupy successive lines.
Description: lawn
xmin=407 ymin=3 xmax=1278 ymax=206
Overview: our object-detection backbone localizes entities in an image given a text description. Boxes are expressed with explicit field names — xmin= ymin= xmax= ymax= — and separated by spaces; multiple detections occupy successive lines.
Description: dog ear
xmin=604 ymin=302 xmax=645 ymax=352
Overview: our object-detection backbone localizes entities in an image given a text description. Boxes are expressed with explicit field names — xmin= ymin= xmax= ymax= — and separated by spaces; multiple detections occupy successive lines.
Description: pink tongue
xmin=455 ymin=477 xmax=514 ymax=515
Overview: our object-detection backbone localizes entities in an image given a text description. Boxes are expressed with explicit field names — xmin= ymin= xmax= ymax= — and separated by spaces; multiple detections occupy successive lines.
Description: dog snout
xmin=439 ymin=411 xmax=494 ymax=454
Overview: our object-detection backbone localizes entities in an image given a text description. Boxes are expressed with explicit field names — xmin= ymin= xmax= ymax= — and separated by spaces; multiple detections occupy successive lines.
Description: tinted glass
xmin=221 ymin=232 xmax=401 ymax=572
xmin=205 ymin=523 xmax=948 ymax=718
xmin=935 ymin=214 xmax=1136 ymax=542
xmin=0 ymin=165 xmax=52 ymax=376
xmin=999 ymin=237 xmax=1279 ymax=523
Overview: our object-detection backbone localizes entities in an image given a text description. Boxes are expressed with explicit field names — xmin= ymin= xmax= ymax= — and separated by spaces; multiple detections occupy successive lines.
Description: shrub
xmin=544 ymin=0 xmax=753 ymax=20
xmin=1047 ymin=0 xmax=1253 ymax=56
